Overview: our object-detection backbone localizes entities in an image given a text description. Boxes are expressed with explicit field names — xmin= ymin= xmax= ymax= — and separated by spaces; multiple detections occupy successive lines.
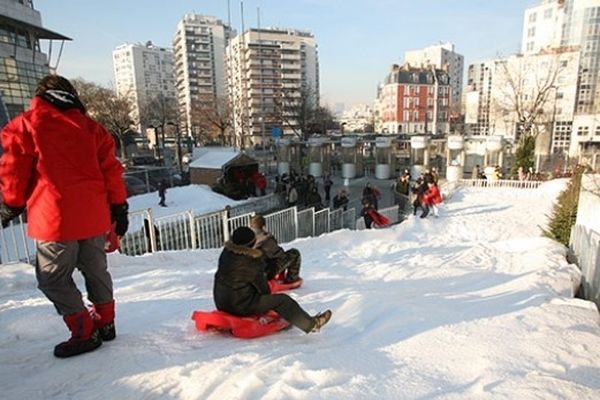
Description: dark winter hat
xmin=231 ymin=227 xmax=256 ymax=247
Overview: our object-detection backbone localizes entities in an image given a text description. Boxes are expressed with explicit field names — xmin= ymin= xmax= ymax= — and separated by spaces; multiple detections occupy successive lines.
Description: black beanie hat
xmin=231 ymin=226 xmax=256 ymax=247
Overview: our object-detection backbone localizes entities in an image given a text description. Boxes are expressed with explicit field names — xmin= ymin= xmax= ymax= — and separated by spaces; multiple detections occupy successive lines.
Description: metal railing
xmin=570 ymin=224 xmax=600 ymax=309
xmin=314 ymin=209 xmax=330 ymax=236
xmin=297 ymin=208 xmax=314 ymax=238
xmin=0 ymin=214 xmax=33 ymax=264
xmin=458 ymin=179 xmax=543 ymax=189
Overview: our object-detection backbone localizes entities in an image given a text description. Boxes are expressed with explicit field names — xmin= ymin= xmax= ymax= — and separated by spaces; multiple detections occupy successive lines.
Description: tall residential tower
xmin=172 ymin=14 xmax=234 ymax=137
xmin=227 ymin=27 xmax=319 ymax=146
xmin=112 ymin=41 xmax=176 ymax=126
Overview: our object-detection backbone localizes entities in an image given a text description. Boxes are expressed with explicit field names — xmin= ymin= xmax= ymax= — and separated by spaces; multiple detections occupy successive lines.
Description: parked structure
xmin=112 ymin=41 xmax=176 ymax=127
xmin=0 ymin=0 xmax=70 ymax=118
xmin=227 ymin=27 xmax=319 ymax=147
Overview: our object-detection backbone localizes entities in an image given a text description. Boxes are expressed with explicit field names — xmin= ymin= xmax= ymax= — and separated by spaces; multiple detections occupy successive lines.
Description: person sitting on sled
xmin=213 ymin=227 xmax=332 ymax=333
xmin=250 ymin=214 xmax=301 ymax=284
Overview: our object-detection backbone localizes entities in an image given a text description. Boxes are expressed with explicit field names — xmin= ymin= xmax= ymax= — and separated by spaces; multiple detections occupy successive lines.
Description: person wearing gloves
xmin=213 ymin=226 xmax=332 ymax=333
xmin=0 ymin=75 xmax=129 ymax=358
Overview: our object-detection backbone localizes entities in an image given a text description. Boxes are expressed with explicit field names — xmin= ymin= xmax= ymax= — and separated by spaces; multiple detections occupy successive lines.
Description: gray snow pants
xmin=36 ymin=235 xmax=113 ymax=316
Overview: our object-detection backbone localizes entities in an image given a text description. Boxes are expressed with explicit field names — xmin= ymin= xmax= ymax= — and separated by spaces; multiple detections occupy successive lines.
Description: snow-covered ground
xmin=127 ymin=184 xmax=247 ymax=218
xmin=2 ymin=180 xmax=600 ymax=399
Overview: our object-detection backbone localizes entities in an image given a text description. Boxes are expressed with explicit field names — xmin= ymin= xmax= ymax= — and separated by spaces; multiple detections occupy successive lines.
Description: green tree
xmin=510 ymin=134 xmax=536 ymax=176
xmin=543 ymin=166 xmax=584 ymax=246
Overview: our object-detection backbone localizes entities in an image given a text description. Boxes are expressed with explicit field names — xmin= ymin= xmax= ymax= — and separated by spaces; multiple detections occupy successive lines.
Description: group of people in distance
xmin=0 ymin=75 xmax=331 ymax=361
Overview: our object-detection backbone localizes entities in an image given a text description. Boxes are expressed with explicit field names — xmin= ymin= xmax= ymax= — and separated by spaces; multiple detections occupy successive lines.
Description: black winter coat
xmin=213 ymin=241 xmax=271 ymax=316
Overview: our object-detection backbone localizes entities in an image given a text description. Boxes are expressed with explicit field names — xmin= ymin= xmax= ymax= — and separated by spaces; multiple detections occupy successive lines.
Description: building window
xmin=528 ymin=27 xmax=536 ymax=37
xmin=577 ymin=126 xmax=590 ymax=136
xmin=529 ymin=12 xmax=537 ymax=23
xmin=595 ymin=126 xmax=600 ymax=136
xmin=526 ymin=42 xmax=534 ymax=51
xmin=544 ymin=9 xmax=552 ymax=19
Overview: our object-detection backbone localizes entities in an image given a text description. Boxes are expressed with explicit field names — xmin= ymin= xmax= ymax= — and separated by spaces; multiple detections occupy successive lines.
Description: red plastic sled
xmin=367 ymin=209 xmax=391 ymax=228
xmin=268 ymin=277 xmax=304 ymax=293
xmin=191 ymin=310 xmax=290 ymax=338
xmin=104 ymin=223 xmax=120 ymax=253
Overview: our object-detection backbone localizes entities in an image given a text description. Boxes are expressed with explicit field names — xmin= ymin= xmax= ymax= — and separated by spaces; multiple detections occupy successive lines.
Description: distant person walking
xmin=323 ymin=175 xmax=333 ymax=203
xmin=158 ymin=179 xmax=167 ymax=207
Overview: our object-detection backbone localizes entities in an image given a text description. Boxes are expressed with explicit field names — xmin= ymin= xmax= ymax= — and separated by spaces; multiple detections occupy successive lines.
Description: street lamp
xmin=167 ymin=121 xmax=183 ymax=174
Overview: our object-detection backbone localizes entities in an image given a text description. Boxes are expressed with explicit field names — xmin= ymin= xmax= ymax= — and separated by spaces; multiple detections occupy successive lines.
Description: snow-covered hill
xmin=2 ymin=179 xmax=599 ymax=399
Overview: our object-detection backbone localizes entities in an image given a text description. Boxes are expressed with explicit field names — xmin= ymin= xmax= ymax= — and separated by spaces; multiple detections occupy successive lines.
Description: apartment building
xmin=465 ymin=0 xmax=600 ymax=169
xmin=172 ymin=14 xmax=234 ymax=137
xmin=112 ymin=41 xmax=176 ymax=126
xmin=377 ymin=64 xmax=451 ymax=135
xmin=0 ymin=0 xmax=70 ymax=118
xmin=227 ymin=27 xmax=319 ymax=146
xmin=404 ymin=42 xmax=464 ymax=112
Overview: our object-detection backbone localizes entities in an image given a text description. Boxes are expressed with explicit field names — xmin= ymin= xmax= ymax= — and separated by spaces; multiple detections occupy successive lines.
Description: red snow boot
xmin=54 ymin=310 xmax=102 ymax=358
xmin=91 ymin=300 xmax=116 ymax=341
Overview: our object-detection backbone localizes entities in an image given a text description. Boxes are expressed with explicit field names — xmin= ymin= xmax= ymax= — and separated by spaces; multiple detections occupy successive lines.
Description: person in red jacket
xmin=0 ymin=75 xmax=129 ymax=358
xmin=251 ymin=170 xmax=267 ymax=196
xmin=421 ymin=181 xmax=443 ymax=218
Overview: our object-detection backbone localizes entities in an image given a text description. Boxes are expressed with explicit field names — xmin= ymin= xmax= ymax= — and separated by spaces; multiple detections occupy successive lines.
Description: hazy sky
xmin=35 ymin=0 xmax=533 ymax=107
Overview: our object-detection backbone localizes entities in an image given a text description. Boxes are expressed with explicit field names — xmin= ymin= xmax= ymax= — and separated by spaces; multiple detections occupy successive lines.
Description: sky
xmin=35 ymin=0 xmax=534 ymax=108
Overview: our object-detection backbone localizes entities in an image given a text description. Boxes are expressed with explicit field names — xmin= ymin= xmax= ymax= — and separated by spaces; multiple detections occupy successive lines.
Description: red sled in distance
xmin=104 ymin=223 xmax=120 ymax=253
xmin=268 ymin=272 xmax=303 ymax=293
xmin=367 ymin=209 xmax=391 ymax=228
xmin=191 ymin=310 xmax=290 ymax=338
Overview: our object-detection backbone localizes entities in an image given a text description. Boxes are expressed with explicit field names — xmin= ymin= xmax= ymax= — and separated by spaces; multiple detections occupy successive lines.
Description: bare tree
xmin=140 ymin=93 xmax=178 ymax=129
xmin=72 ymin=78 xmax=134 ymax=160
xmin=195 ymin=95 xmax=234 ymax=146
xmin=493 ymin=51 xmax=566 ymax=139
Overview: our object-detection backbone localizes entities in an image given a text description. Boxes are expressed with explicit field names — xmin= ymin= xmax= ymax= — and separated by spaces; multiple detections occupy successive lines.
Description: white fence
xmin=570 ymin=224 xmax=600 ymax=309
xmin=458 ymin=179 xmax=543 ymax=189
xmin=0 ymin=215 xmax=34 ymax=264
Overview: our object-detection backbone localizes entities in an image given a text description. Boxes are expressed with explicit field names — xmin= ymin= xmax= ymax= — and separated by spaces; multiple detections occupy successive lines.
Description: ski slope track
xmin=1 ymin=179 xmax=600 ymax=399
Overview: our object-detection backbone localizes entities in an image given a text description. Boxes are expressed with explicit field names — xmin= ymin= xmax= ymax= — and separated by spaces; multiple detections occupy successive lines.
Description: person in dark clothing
xmin=213 ymin=227 xmax=332 ymax=333
xmin=305 ymin=186 xmax=323 ymax=210
xmin=158 ymin=180 xmax=167 ymax=207
xmin=322 ymin=175 xmax=333 ymax=203
xmin=360 ymin=199 xmax=375 ymax=229
xmin=332 ymin=190 xmax=349 ymax=211
xmin=250 ymin=215 xmax=301 ymax=283
xmin=394 ymin=174 xmax=411 ymax=212
xmin=411 ymin=177 xmax=428 ymax=217
xmin=362 ymin=182 xmax=380 ymax=210
xmin=423 ymin=169 xmax=435 ymax=184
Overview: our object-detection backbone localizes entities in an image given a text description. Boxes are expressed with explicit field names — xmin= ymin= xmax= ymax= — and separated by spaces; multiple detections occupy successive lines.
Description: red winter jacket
xmin=423 ymin=184 xmax=442 ymax=206
xmin=252 ymin=172 xmax=267 ymax=190
xmin=0 ymin=97 xmax=127 ymax=241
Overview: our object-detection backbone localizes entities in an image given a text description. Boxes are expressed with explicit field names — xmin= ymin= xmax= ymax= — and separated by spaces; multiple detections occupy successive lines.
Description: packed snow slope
xmin=2 ymin=180 xmax=600 ymax=400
